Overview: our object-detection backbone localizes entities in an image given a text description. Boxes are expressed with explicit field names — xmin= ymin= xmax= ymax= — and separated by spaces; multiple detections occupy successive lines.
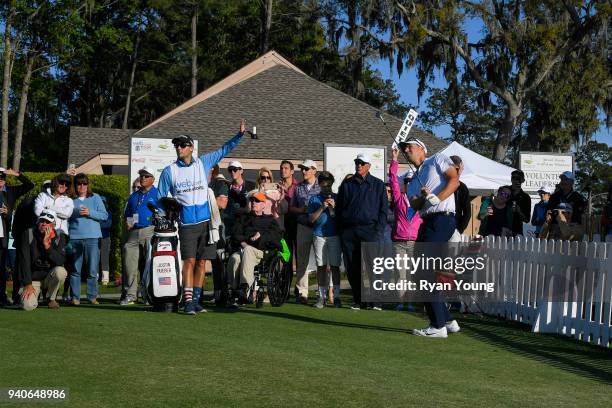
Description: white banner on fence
xmin=519 ymin=152 xmax=573 ymax=193
xmin=129 ymin=137 xmax=199 ymax=191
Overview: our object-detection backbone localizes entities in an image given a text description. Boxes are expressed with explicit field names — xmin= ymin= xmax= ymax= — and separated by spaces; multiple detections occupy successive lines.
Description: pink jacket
xmin=389 ymin=160 xmax=422 ymax=241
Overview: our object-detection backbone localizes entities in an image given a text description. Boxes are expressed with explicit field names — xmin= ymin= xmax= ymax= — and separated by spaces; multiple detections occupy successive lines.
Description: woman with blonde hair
xmin=255 ymin=167 xmax=286 ymax=228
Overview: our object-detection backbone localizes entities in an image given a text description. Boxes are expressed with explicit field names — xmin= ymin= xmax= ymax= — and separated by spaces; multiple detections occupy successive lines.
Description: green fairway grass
xmin=1 ymin=296 xmax=611 ymax=408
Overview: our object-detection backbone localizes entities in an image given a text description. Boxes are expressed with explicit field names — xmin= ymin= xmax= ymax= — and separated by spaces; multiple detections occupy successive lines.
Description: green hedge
xmin=11 ymin=172 xmax=129 ymax=279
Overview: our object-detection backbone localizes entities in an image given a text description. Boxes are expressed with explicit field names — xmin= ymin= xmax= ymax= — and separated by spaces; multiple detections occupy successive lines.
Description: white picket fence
xmin=460 ymin=235 xmax=612 ymax=348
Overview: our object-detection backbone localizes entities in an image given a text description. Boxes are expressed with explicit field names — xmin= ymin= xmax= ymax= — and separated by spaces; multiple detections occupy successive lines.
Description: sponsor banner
xmin=129 ymin=137 xmax=199 ymax=191
xmin=519 ymin=152 xmax=573 ymax=192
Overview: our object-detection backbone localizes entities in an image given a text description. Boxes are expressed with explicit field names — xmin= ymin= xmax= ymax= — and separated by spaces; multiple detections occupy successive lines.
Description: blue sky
xmin=369 ymin=16 xmax=611 ymax=148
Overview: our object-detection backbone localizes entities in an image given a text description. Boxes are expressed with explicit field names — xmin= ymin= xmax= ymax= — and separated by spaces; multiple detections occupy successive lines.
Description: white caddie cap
xmin=298 ymin=159 xmax=318 ymax=170
xmin=354 ymin=153 xmax=371 ymax=164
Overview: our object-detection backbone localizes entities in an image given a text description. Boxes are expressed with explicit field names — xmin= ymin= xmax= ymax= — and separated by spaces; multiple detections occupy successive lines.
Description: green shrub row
xmin=11 ymin=172 xmax=130 ymax=279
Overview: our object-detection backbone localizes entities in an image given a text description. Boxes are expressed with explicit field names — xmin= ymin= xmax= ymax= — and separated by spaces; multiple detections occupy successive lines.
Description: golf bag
xmin=142 ymin=198 xmax=183 ymax=312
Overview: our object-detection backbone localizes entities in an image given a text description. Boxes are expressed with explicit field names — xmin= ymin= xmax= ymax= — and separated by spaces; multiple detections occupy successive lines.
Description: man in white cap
xmin=400 ymin=137 xmax=460 ymax=338
xmin=531 ymin=185 xmax=552 ymax=236
xmin=18 ymin=209 xmax=68 ymax=311
xmin=157 ymin=120 xmax=246 ymax=315
xmin=120 ymin=166 xmax=159 ymax=305
xmin=335 ymin=152 xmax=388 ymax=310
xmin=547 ymin=171 xmax=586 ymax=224
xmin=289 ymin=159 xmax=320 ymax=303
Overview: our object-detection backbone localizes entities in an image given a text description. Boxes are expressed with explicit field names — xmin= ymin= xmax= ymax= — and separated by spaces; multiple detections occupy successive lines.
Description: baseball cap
xmin=248 ymin=191 xmax=266 ymax=202
xmin=171 ymin=134 xmax=194 ymax=146
xmin=138 ymin=166 xmax=155 ymax=177
xmin=38 ymin=209 xmax=57 ymax=224
xmin=555 ymin=202 xmax=573 ymax=212
xmin=298 ymin=159 xmax=317 ymax=170
xmin=537 ymin=185 xmax=553 ymax=194
xmin=228 ymin=160 xmax=243 ymax=170
xmin=560 ymin=171 xmax=575 ymax=180
xmin=399 ymin=137 xmax=427 ymax=154
xmin=354 ymin=153 xmax=371 ymax=164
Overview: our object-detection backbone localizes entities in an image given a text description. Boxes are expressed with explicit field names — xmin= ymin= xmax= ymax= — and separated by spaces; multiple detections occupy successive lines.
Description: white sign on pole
xmin=519 ymin=152 xmax=573 ymax=193
xmin=324 ymin=144 xmax=386 ymax=193
xmin=129 ymin=138 xmax=199 ymax=191
xmin=392 ymin=109 xmax=419 ymax=149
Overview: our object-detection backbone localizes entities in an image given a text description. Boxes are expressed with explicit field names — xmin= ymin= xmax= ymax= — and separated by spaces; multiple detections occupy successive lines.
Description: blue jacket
xmin=69 ymin=194 xmax=108 ymax=239
xmin=124 ymin=186 xmax=159 ymax=229
xmin=531 ymin=201 xmax=548 ymax=234
xmin=335 ymin=173 xmax=388 ymax=235
xmin=157 ymin=133 xmax=243 ymax=225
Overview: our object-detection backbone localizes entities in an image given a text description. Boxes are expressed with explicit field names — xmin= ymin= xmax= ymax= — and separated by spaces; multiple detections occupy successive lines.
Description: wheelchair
xmin=248 ymin=249 xmax=291 ymax=308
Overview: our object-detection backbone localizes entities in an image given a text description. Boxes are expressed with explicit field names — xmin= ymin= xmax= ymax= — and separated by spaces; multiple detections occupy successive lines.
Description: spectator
xmin=601 ymin=191 xmax=612 ymax=239
xmin=18 ymin=210 xmax=68 ymax=311
xmin=336 ymin=153 xmax=388 ymax=310
xmin=449 ymin=155 xmax=471 ymax=239
xmin=157 ymin=122 xmax=245 ymax=315
xmin=279 ymin=160 xmax=299 ymax=289
xmin=99 ymin=196 xmax=113 ymax=285
xmin=290 ymin=159 xmax=320 ymax=304
xmin=256 ymin=167 xmax=286 ymax=225
xmin=531 ymin=185 xmax=552 ymax=236
xmin=389 ymin=148 xmax=423 ymax=311
xmin=401 ymin=137 xmax=460 ymax=338
xmin=547 ymin=171 xmax=586 ymax=225
xmin=308 ymin=171 xmax=341 ymax=308
xmin=224 ymin=160 xmax=256 ymax=238
xmin=226 ymin=191 xmax=283 ymax=303
xmin=68 ymin=173 xmax=108 ymax=305
xmin=209 ymin=165 xmax=232 ymax=306
xmin=507 ymin=170 xmax=531 ymax=236
xmin=539 ymin=203 xmax=584 ymax=241
xmin=131 ymin=178 xmax=141 ymax=193
xmin=383 ymin=183 xmax=394 ymax=243
xmin=34 ymin=174 xmax=74 ymax=236
xmin=0 ymin=167 xmax=34 ymax=307
xmin=478 ymin=186 xmax=514 ymax=237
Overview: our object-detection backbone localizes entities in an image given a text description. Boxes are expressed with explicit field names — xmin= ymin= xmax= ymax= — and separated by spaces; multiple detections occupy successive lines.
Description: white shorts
xmin=313 ymin=235 xmax=341 ymax=267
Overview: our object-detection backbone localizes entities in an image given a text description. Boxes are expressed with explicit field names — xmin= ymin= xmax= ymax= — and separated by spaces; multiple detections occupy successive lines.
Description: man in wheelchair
xmin=227 ymin=191 xmax=283 ymax=304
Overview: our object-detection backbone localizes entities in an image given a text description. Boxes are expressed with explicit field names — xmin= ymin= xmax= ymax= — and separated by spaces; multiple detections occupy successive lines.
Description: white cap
xmin=354 ymin=153 xmax=371 ymax=164
xmin=0 ymin=167 xmax=5 ymax=173
xmin=298 ymin=159 xmax=317 ymax=170
xmin=228 ymin=160 xmax=243 ymax=169
xmin=38 ymin=209 xmax=57 ymax=225
xmin=560 ymin=171 xmax=575 ymax=181
xmin=138 ymin=166 xmax=155 ymax=177
xmin=537 ymin=185 xmax=553 ymax=194
xmin=402 ymin=138 xmax=428 ymax=154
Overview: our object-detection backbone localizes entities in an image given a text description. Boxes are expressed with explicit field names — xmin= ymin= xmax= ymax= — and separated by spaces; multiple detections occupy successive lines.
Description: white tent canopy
xmin=439 ymin=141 xmax=516 ymax=195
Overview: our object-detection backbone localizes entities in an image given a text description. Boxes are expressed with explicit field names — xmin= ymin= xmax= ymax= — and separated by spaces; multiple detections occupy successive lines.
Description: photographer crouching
xmin=539 ymin=203 xmax=584 ymax=241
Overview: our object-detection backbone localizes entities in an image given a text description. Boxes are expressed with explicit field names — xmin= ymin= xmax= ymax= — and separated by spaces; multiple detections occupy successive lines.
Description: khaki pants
xmin=295 ymin=224 xmax=314 ymax=297
xmin=226 ymin=245 xmax=264 ymax=290
xmin=21 ymin=266 xmax=67 ymax=311
xmin=123 ymin=226 xmax=154 ymax=298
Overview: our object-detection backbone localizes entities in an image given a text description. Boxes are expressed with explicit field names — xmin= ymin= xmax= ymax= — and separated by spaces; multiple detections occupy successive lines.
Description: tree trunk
xmin=1 ymin=9 xmax=15 ymax=168
xmin=191 ymin=3 xmax=198 ymax=97
xmin=493 ymin=102 xmax=522 ymax=162
xmin=123 ymin=31 xmax=140 ymax=130
xmin=12 ymin=54 xmax=35 ymax=171
xmin=347 ymin=0 xmax=363 ymax=99
xmin=260 ymin=0 xmax=273 ymax=54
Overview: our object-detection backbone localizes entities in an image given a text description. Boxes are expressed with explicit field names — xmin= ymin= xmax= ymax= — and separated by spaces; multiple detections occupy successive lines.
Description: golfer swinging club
xmin=157 ymin=119 xmax=246 ymax=315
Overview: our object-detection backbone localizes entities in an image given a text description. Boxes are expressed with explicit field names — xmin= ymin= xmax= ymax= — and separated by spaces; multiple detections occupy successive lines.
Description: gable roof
xmin=136 ymin=52 xmax=446 ymax=161
xmin=68 ymin=127 xmax=134 ymax=166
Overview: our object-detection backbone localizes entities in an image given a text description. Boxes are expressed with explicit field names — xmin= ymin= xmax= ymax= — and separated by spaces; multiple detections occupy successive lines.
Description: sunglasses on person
xmin=354 ymin=160 xmax=367 ymax=167
xmin=260 ymin=175 xmax=271 ymax=181
xmin=228 ymin=167 xmax=242 ymax=172
xmin=174 ymin=142 xmax=192 ymax=149
xmin=499 ymin=191 xmax=510 ymax=198
xmin=139 ymin=174 xmax=153 ymax=179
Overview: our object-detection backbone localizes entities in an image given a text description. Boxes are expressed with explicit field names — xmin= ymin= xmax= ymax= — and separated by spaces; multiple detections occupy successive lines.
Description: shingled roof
xmin=68 ymin=127 xmax=134 ymax=166
xmin=70 ymin=51 xmax=446 ymax=166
